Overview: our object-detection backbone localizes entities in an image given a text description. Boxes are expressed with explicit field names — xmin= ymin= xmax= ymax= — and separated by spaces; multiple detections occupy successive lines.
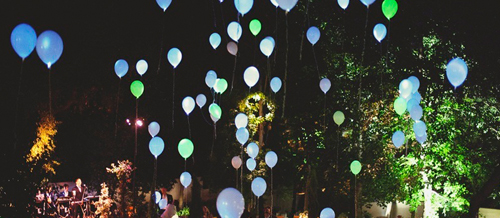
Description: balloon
xmin=260 ymin=36 xmax=275 ymax=57
xmin=155 ymin=191 xmax=161 ymax=204
xmin=416 ymin=132 xmax=427 ymax=144
xmin=249 ymin=19 xmax=262 ymax=36
xmin=373 ymin=23 xmax=387 ymax=43
xmin=407 ymin=76 xmax=420 ymax=94
xmin=338 ymin=0 xmax=349 ymax=10
xmin=159 ymin=199 xmax=168 ymax=209
xmin=149 ymin=136 xmax=165 ymax=158
xmin=360 ymin=0 xmax=376 ymax=7
xmin=232 ymin=156 xmax=242 ymax=169
xmin=236 ymin=127 xmax=250 ymax=145
xmin=196 ymin=94 xmax=207 ymax=108
xmin=277 ymin=0 xmax=298 ymax=12
xmin=156 ymin=0 xmax=172 ymax=11
xmin=270 ymin=0 xmax=279 ymax=7
xmin=399 ymin=79 xmax=413 ymax=98
xmin=235 ymin=0 xmax=253 ymax=16
xmin=115 ymin=59 xmax=129 ymax=78
xmin=235 ymin=113 xmax=249 ymax=129
xmin=36 ymin=30 xmax=63 ymax=68
xmin=180 ymin=171 xmax=192 ymax=188
xmin=392 ymin=131 xmax=404 ymax=148
xmin=320 ymin=207 xmax=336 ymax=218
xmin=265 ymin=151 xmax=278 ymax=168
xmin=270 ymin=77 xmax=282 ymax=93
xmin=251 ymin=177 xmax=267 ymax=197
xmin=227 ymin=21 xmax=243 ymax=42
xmin=244 ymin=66 xmax=260 ymax=88
xmin=227 ymin=41 xmax=238 ymax=56
xmin=216 ymin=188 xmax=245 ymax=218
xmin=209 ymin=103 xmax=222 ymax=122
xmin=410 ymin=105 xmax=423 ymax=121
xmin=182 ymin=96 xmax=196 ymax=115
xmin=214 ymin=78 xmax=228 ymax=94
xmin=136 ymin=59 xmax=148 ymax=76
xmin=11 ymin=23 xmax=37 ymax=59
xmin=333 ymin=111 xmax=345 ymax=126
xmin=167 ymin=48 xmax=182 ymax=68
xmin=406 ymin=98 xmax=419 ymax=113
xmin=148 ymin=121 xmax=160 ymax=137
xmin=130 ymin=80 xmax=144 ymax=99
xmin=393 ymin=97 xmax=407 ymax=115
xmin=206 ymin=70 xmax=218 ymax=88
xmin=319 ymin=78 xmax=331 ymax=94
xmin=178 ymin=138 xmax=194 ymax=159
xmin=382 ymin=0 xmax=398 ymax=20
xmin=209 ymin=33 xmax=221 ymax=50
xmin=413 ymin=120 xmax=427 ymax=137
xmin=412 ymin=92 xmax=422 ymax=104
xmin=246 ymin=158 xmax=256 ymax=171
xmin=350 ymin=160 xmax=362 ymax=175
xmin=306 ymin=26 xmax=320 ymax=45
xmin=247 ymin=142 xmax=259 ymax=159
xmin=446 ymin=58 xmax=468 ymax=88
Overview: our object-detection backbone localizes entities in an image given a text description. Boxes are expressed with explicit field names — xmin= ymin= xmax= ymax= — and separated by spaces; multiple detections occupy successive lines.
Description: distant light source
xmin=136 ymin=120 xmax=143 ymax=127
xmin=126 ymin=119 xmax=131 ymax=125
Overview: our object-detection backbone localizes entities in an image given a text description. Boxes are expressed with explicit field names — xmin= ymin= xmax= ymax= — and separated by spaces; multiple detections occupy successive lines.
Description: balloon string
xmin=299 ymin=0 xmax=310 ymax=61
xmin=13 ymin=59 xmax=25 ymax=152
xmin=281 ymin=13 xmax=289 ymax=119
xmin=323 ymin=94 xmax=327 ymax=133
xmin=156 ymin=12 xmax=167 ymax=75
xmin=172 ymin=68 xmax=175 ymax=129
xmin=132 ymin=98 xmax=138 ymax=208
xmin=210 ymin=123 xmax=216 ymax=158
xmin=240 ymin=145 xmax=244 ymax=193
xmin=200 ymin=108 xmax=212 ymax=126
xmin=266 ymin=58 xmax=271 ymax=95
xmin=273 ymin=7 xmax=278 ymax=68
xmin=149 ymin=157 xmax=158 ymax=217
xmin=210 ymin=0 xmax=217 ymax=28
xmin=271 ymin=168 xmax=274 ymax=217
xmin=114 ymin=79 xmax=122 ymax=143
xmin=49 ymin=68 xmax=52 ymax=117
xmin=236 ymin=169 xmax=238 ymax=189
xmin=337 ymin=128 xmax=340 ymax=172
xmin=219 ymin=2 xmax=228 ymax=43
xmin=187 ymin=116 xmax=192 ymax=139
xmin=312 ymin=45 xmax=321 ymax=79
xmin=230 ymin=50 xmax=238 ymax=95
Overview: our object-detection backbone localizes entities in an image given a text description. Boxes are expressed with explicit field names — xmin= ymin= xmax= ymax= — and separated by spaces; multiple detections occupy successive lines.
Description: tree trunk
xmin=304 ymin=165 xmax=319 ymax=218
xmin=463 ymin=164 xmax=500 ymax=218
xmin=355 ymin=181 xmax=363 ymax=218
xmin=258 ymin=99 xmax=264 ymax=148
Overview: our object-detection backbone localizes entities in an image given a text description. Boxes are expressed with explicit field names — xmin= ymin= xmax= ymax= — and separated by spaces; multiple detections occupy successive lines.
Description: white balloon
xmin=196 ymin=94 xmax=207 ymax=108
xmin=236 ymin=127 xmax=249 ymax=145
xmin=155 ymin=191 xmax=161 ymax=204
xmin=182 ymin=96 xmax=196 ymax=115
xmin=320 ymin=207 xmax=336 ymax=218
xmin=319 ymin=78 xmax=331 ymax=94
xmin=247 ymin=142 xmax=259 ymax=159
xmin=216 ymin=188 xmax=245 ymax=218
xmin=235 ymin=113 xmax=248 ymax=129
xmin=210 ymin=113 xmax=219 ymax=123
xmin=231 ymin=156 xmax=242 ymax=169
xmin=205 ymin=70 xmax=218 ymax=88
xmin=136 ymin=59 xmax=148 ymax=76
xmin=260 ymin=36 xmax=275 ymax=57
xmin=270 ymin=0 xmax=279 ymax=7
xmin=180 ymin=171 xmax=192 ymax=188
xmin=277 ymin=0 xmax=298 ymax=12
xmin=265 ymin=151 xmax=278 ymax=168
xmin=251 ymin=177 xmax=267 ymax=197
xmin=234 ymin=0 xmax=253 ymax=16
xmin=227 ymin=21 xmax=243 ymax=42
xmin=270 ymin=77 xmax=282 ymax=93
xmin=209 ymin=33 xmax=221 ymax=50
xmin=244 ymin=66 xmax=260 ymax=88
xmin=148 ymin=121 xmax=160 ymax=137
xmin=246 ymin=158 xmax=256 ymax=171
xmin=167 ymin=48 xmax=182 ymax=68
xmin=399 ymin=79 xmax=413 ymax=99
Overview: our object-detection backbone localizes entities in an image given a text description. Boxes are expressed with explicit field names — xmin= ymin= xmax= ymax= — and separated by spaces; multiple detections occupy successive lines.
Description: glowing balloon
xmin=406 ymin=98 xmax=419 ymax=112
xmin=244 ymin=66 xmax=260 ymax=88
xmin=410 ymin=105 xmax=423 ymax=121
xmin=251 ymin=177 xmax=267 ymax=197
xmin=206 ymin=70 xmax=218 ymax=88
xmin=333 ymin=111 xmax=345 ymax=126
xmin=159 ymin=199 xmax=168 ymax=209
xmin=382 ymin=0 xmax=398 ymax=20
xmin=196 ymin=94 xmax=207 ymax=108
xmin=156 ymin=0 xmax=172 ymax=11
xmin=36 ymin=30 xmax=63 ymax=68
xmin=180 ymin=172 xmax=192 ymax=188
xmin=277 ymin=0 xmax=298 ymax=12
xmin=235 ymin=113 xmax=248 ymax=129
xmin=236 ymin=127 xmax=249 ymax=145
xmin=178 ymin=138 xmax=194 ymax=159
xmin=350 ymin=160 xmax=362 ymax=175
xmin=446 ymin=58 xmax=468 ymax=88
xmin=394 ymin=97 xmax=407 ymax=115
xmin=338 ymin=0 xmax=349 ymax=10
xmin=260 ymin=36 xmax=275 ymax=57
xmin=227 ymin=41 xmax=238 ymax=56
xmin=216 ymin=188 xmax=245 ymax=218
xmin=373 ymin=23 xmax=387 ymax=43
xmin=209 ymin=103 xmax=222 ymax=122
xmin=232 ymin=156 xmax=242 ymax=169
xmin=249 ymin=19 xmax=261 ymax=36
xmin=399 ymin=79 xmax=413 ymax=98
xmin=270 ymin=77 xmax=282 ymax=93
xmin=148 ymin=121 xmax=160 ymax=137
xmin=247 ymin=142 xmax=259 ymax=159
xmin=270 ymin=0 xmax=279 ymax=7
xmin=155 ymin=191 xmax=161 ymax=204
xmin=209 ymin=33 xmax=221 ymax=50
xmin=320 ymin=208 xmax=336 ymax=218
xmin=413 ymin=120 xmax=427 ymax=137
xmin=416 ymin=132 xmax=427 ymax=144
xmin=149 ymin=136 xmax=165 ymax=158
xmin=392 ymin=131 xmax=404 ymax=148
xmin=360 ymin=0 xmax=376 ymax=7
xmin=235 ymin=0 xmax=253 ymax=16
xmin=412 ymin=92 xmax=422 ymax=103
xmin=115 ymin=59 xmax=129 ymax=78
xmin=319 ymin=78 xmax=331 ymax=94
xmin=407 ymin=76 xmax=420 ymax=94
xmin=136 ymin=59 xmax=148 ymax=76
xmin=246 ymin=158 xmax=256 ymax=171
xmin=227 ymin=22 xmax=243 ymax=42
xmin=167 ymin=48 xmax=182 ymax=68
xmin=306 ymin=26 xmax=320 ymax=45
xmin=214 ymin=78 xmax=228 ymax=94
xmin=11 ymin=23 xmax=37 ymax=59
xmin=182 ymin=96 xmax=195 ymax=115
xmin=130 ymin=80 xmax=144 ymax=99
xmin=265 ymin=151 xmax=278 ymax=168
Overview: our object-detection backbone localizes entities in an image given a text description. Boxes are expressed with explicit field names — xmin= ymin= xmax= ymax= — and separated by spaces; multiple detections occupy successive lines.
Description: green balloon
xmin=178 ymin=138 xmax=194 ymax=159
xmin=130 ymin=80 xmax=144 ymax=99
xmin=394 ymin=97 xmax=407 ymax=116
xmin=333 ymin=111 xmax=345 ymax=126
xmin=382 ymin=0 xmax=398 ymax=20
xmin=209 ymin=103 xmax=222 ymax=120
xmin=249 ymin=19 xmax=262 ymax=36
xmin=214 ymin=78 xmax=228 ymax=94
xmin=350 ymin=160 xmax=362 ymax=175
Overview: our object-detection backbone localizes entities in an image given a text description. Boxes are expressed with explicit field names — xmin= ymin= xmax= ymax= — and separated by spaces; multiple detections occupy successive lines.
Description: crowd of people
xmin=34 ymin=178 xmax=86 ymax=218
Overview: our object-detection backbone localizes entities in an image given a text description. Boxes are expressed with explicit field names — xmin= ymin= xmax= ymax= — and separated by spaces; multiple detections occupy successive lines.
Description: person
xmin=71 ymin=178 xmax=85 ymax=218
xmin=59 ymin=184 xmax=70 ymax=198
xmin=161 ymin=199 xmax=177 ymax=218
xmin=202 ymin=206 xmax=213 ymax=218
xmin=264 ymin=206 xmax=277 ymax=218
xmin=44 ymin=186 xmax=57 ymax=216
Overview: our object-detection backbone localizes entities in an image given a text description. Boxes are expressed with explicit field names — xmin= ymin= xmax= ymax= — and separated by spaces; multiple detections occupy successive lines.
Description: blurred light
xmin=136 ymin=119 xmax=144 ymax=127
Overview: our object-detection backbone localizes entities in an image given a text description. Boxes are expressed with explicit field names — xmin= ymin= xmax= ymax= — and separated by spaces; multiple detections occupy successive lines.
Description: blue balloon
xmin=407 ymin=76 xmax=420 ymax=94
xmin=205 ymin=70 xmax=218 ymax=88
xmin=156 ymin=0 xmax=172 ymax=11
xmin=446 ymin=58 xmax=468 ymax=88
xmin=235 ymin=0 xmax=253 ymax=16
xmin=270 ymin=77 xmax=282 ymax=93
xmin=320 ymin=207 xmax=336 ymax=218
xmin=159 ymin=199 xmax=168 ymax=209
xmin=236 ymin=127 xmax=249 ymax=145
xmin=36 ymin=30 xmax=63 ymax=68
xmin=413 ymin=120 xmax=427 ymax=137
xmin=277 ymin=0 xmax=298 ymax=12
xmin=360 ymin=0 xmax=376 ymax=7
xmin=416 ymin=132 xmax=427 ymax=144
xmin=149 ymin=136 xmax=165 ymax=158
xmin=373 ymin=23 xmax=387 ymax=43
xmin=11 ymin=23 xmax=37 ymax=59
xmin=227 ymin=21 xmax=243 ymax=42
xmin=306 ymin=26 xmax=320 ymax=45
xmin=209 ymin=33 xmax=221 ymax=50
xmin=338 ymin=0 xmax=349 ymax=9
xmin=260 ymin=36 xmax=275 ymax=57
xmin=406 ymin=98 xmax=419 ymax=112
xmin=216 ymin=188 xmax=245 ymax=218
xmin=391 ymin=130 xmax=405 ymax=148
xmin=180 ymin=171 xmax=192 ymax=188
xmin=410 ymin=105 xmax=423 ymax=121
xmin=247 ymin=142 xmax=259 ymax=159
xmin=412 ymin=92 xmax=422 ymax=104
xmin=114 ymin=59 xmax=129 ymax=78
xmin=246 ymin=158 xmax=256 ymax=171
xmin=265 ymin=151 xmax=278 ymax=168
xmin=167 ymin=48 xmax=182 ymax=68
xmin=251 ymin=177 xmax=267 ymax=197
